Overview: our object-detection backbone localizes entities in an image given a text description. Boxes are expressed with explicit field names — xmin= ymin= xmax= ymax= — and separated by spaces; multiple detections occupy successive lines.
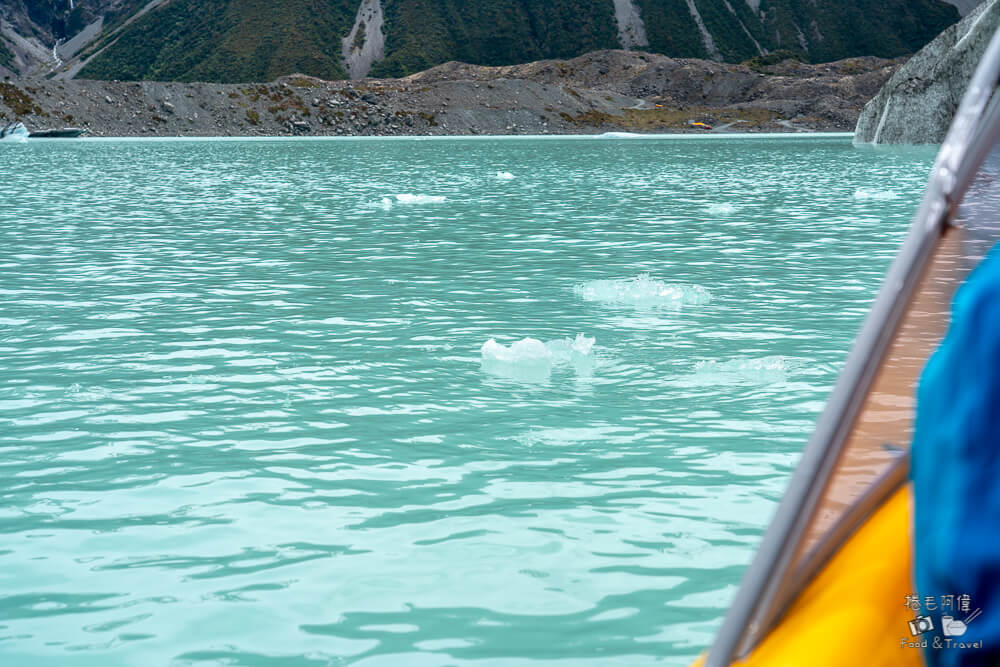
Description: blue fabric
xmin=913 ymin=244 xmax=1000 ymax=666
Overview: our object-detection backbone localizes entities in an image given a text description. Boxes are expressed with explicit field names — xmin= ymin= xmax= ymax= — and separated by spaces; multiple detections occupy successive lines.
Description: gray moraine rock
xmin=855 ymin=0 xmax=1000 ymax=144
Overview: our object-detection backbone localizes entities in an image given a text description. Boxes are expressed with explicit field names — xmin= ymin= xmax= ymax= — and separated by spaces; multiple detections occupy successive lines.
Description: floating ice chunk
xmin=514 ymin=425 xmax=634 ymax=447
xmin=481 ymin=337 xmax=553 ymax=381
xmin=599 ymin=132 xmax=643 ymax=139
xmin=573 ymin=274 xmax=711 ymax=308
xmin=495 ymin=171 xmax=515 ymax=180
xmin=684 ymin=356 xmax=789 ymax=386
xmin=481 ymin=337 xmax=551 ymax=363
xmin=543 ymin=339 xmax=571 ymax=359
xmin=545 ymin=333 xmax=594 ymax=359
xmin=481 ymin=334 xmax=596 ymax=381
xmin=566 ymin=333 xmax=596 ymax=377
xmin=707 ymin=202 xmax=737 ymax=215
xmin=1 ymin=122 xmax=28 ymax=143
xmin=570 ymin=333 xmax=594 ymax=355
xmin=853 ymin=188 xmax=898 ymax=201
xmin=394 ymin=194 xmax=447 ymax=204
xmin=544 ymin=334 xmax=595 ymax=376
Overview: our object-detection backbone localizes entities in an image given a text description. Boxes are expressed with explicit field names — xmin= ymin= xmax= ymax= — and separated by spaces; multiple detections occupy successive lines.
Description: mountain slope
xmin=760 ymin=0 xmax=962 ymax=64
xmin=370 ymin=0 xmax=620 ymax=77
xmin=3 ymin=0 xmax=967 ymax=83
xmin=372 ymin=0 xmax=960 ymax=77
xmin=78 ymin=0 xmax=356 ymax=82
xmin=0 ymin=0 xmax=145 ymax=76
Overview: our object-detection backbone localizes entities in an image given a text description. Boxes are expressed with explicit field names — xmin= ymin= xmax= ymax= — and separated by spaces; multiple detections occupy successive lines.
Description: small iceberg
xmin=393 ymin=194 xmax=447 ymax=204
xmin=494 ymin=171 xmax=515 ymax=180
xmin=545 ymin=333 xmax=596 ymax=377
xmin=481 ymin=337 xmax=552 ymax=364
xmin=599 ymin=132 xmax=643 ymax=139
xmin=480 ymin=334 xmax=595 ymax=381
xmin=545 ymin=333 xmax=595 ymax=359
xmin=676 ymin=356 xmax=790 ymax=387
xmin=572 ymin=333 xmax=595 ymax=355
xmin=481 ymin=337 xmax=553 ymax=381
xmin=573 ymin=274 xmax=711 ymax=309
xmin=853 ymin=188 xmax=898 ymax=201
xmin=707 ymin=202 xmax=738 ymax=215
xmin=1 ymin=122 xmax=29 ymax=142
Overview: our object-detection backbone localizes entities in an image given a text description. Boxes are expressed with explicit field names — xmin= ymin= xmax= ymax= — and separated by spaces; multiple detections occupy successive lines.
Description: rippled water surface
xmin=1 ymin=135 xmax=936 ymax=666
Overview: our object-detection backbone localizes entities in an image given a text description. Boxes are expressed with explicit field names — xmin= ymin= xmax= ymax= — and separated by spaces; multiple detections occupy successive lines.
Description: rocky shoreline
xmin=1 ymin=49 xmax=900 ymax=138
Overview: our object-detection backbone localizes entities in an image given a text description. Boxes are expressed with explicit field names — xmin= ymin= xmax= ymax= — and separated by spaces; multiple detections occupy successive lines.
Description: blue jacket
xmin=913 ymin=243 xmax=1000 ymax=666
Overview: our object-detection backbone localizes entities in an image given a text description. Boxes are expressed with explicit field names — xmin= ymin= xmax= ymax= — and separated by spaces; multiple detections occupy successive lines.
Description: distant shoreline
xmin=1 ymin=50 xmax=901 ymax=139
xmin=20 ymin=131 xmax=858 ymax=141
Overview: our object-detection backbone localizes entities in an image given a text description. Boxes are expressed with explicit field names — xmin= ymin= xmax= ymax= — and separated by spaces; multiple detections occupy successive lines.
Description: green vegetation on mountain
xmin=81 ymin=0 xmax=147 ymax=39
xmin=760 ymin=0 xmax=960 ymax=62
xmin=693 ymin=0 xmax=767 ymax=61
xmin=75 ymin=0 xmax=960 ymax=83
xmin=371 ymin=0 xmax=619 ymax=78
xmin=80 ymin=0 xmax=355 ymax=83
xmin=633 ymin=0 xmax=707 ymax=59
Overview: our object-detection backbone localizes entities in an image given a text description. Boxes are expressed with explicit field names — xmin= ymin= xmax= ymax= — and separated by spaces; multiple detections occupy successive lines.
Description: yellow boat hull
xmin=693 ymin=486 xmax=921 ymax=667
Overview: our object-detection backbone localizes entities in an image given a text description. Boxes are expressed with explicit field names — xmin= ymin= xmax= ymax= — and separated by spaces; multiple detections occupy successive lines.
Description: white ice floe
xmin=480 ymin=334 xmax=595 ymax=381
xmin=853 ymin=188 xmax=898 ymax=201
xmin=572 ymin=333 xmax=595 ymax=355
xmin=514 ymin=425 xmax=635 ymax=447
xmin=394 ymin=194 xmax=447 ymax=204
xmin=679 ymin=356 xmax=790 ymax=386
xmin=494 ymin=171 xmax=515 ymax=180
xmin=599 ymin=132 xmax=643 ymax=139
xmin=481 ymin=337 xmax=551 ymax=364
xmin=545 ymin=333 xmax=595 ymax=358
xmin=573 ymin=274 xmax=711 ymax=308
xmin=0 ymin=122 xmax=28 ymax=142
xmin=707 ymin=202 xmax=738 ymax=215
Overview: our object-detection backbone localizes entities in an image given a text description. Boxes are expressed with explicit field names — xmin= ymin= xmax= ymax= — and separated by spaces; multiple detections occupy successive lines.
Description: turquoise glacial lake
xmin=0 ymin=135 xmax=936 ymax=666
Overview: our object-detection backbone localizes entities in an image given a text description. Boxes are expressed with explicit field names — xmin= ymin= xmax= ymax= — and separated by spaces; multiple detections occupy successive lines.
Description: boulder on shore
xmin=855 ymin=0 xmax=1000 ymax=144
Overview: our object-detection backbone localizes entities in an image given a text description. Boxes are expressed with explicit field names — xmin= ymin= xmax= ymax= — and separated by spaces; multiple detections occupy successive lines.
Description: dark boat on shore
xmin=28 ymin=128 xmax=86 ymax=138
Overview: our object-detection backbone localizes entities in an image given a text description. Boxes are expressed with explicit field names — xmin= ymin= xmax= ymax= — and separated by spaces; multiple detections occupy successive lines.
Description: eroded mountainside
xmin=0 ymin=0 xmax=145 ymax=75
xmin=1 ymin=0 xmax=964 ymax=83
